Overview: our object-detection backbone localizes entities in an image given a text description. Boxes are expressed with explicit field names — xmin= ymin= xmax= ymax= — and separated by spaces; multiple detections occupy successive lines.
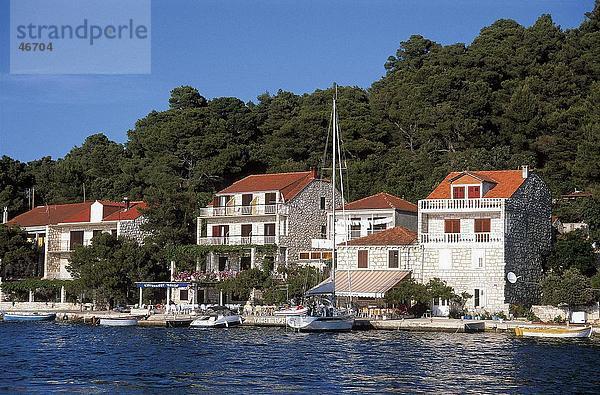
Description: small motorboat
xmin=515 ymin=325 xmax=592 ymax=338
xmin=166 ymin=318 xmax=193 ymax=328
xmin=3 ymin=312 xmax=57 ymax=322
xmin=286 ymin=314 xmax=354 ymax=332
xmin=190 ymin=307 xmax=243 ymax=328
xmin=98 ymin=317 xmax=138 ymax=326
xmin=274 ymin=306 xmax=309 ymax=316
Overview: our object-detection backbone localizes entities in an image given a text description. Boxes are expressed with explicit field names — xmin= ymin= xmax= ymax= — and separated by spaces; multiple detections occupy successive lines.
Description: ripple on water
xmin=1 ymin=322 xmax=600 ymax=392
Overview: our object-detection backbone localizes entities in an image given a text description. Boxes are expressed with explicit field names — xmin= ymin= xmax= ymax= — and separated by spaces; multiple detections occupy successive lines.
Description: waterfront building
xmin=418 ymin=166 xmax=552 ymax=314
xmin=330 ymin=192 xmax=417 ymax=243
xmin=7 ymin=199 xmax=148 ymax=280
xmin=334 ymin=167 xmax=552 ymax=315
xmin=197 ymin=170 xmax=342 ymax=272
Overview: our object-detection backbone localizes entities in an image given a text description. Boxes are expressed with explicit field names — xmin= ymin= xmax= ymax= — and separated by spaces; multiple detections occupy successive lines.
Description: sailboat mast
xmin=331 ymin=85 xmax=337 ymax=302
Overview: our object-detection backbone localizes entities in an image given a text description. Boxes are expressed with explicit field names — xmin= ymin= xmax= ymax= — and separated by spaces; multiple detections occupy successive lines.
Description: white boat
xmin=190 ymin=307 xmax=243 ymax=328
xmin=287 ymin=314 xmax=354 ymax=332
xmin=3 ymin=312 xmax=56 ymax=322
xmin=515 ymin=325 xmax=592 ymax=338
xmin=98 ymin=317 xmax=138 ymax=326
xmin=274 ymin=306 xmax=309 ymax=316
xmin=286 ymin=85 xmax=355 ymax=333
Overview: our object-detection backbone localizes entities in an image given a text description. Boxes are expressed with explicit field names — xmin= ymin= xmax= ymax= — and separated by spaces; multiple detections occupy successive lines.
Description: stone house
xmin=8 ymin=200 xmax=148 ymax=281
xmin=418 ymin=167 xmax=552 ymax=314
xmin=330 ymin=192 xmax=417 ymax=243
xmin=197 ymin=170 xmax=342 ymax=273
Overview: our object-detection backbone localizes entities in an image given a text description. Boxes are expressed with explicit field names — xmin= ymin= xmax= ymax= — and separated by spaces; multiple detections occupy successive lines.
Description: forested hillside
xmin=1 ymin=3 xmax=599 ymax=246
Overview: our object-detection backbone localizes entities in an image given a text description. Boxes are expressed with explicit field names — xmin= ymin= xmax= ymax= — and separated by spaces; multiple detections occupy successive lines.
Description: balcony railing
xmin=419 ymin=198 xmax=505 ymax=211
xmin=198 ymin=235 xmax=277 ymax=246
xmin=199 ymin=204 xmax=289 ymax=217
xmin=420 ymin=232 xmax=503 ymax=244
xmin=49 ymin=239 xmax=92 ymax=252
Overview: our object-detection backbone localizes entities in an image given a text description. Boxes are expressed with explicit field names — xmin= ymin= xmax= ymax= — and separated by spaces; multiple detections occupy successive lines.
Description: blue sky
xmin=0 ymin=0 xmax=594 ymax=162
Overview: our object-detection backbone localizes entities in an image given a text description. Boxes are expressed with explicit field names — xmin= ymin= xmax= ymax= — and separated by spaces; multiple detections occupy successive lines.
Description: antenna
xmin=83 ymin=183 xmax=86 ymax=202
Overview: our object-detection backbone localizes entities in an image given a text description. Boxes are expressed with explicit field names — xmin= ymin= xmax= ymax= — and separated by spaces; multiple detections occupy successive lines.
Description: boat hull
xmin=515 ymin=326 xmax=592 ymax=338
xmin=190 ymin=315 xmax=243 ymax=328
xmin=99 ymin=318 xmax=138 ymax=326
xmin=286 ymin=315 xmax=354 ymax=332
xmin=3 ymin=312 xmax=56 ymax=322
xmin=274 ymin=307 xmax=309 ymax=316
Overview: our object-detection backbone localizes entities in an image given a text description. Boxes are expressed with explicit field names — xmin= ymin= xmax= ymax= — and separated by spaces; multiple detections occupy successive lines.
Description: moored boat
xmin=274 ymin=306 xmax=309 ymax=316
xmin=515 ymin=325 xmax=592 ymax=338
xmin=286 ymin=314 xmax=354 ymax=332
xmin=3 ymin=312 xmax=57 ymax=322
xmin=190 ymin=307 xmax=243 ymax=328
xmin=98 ymin=317 xmax=138 ymax=326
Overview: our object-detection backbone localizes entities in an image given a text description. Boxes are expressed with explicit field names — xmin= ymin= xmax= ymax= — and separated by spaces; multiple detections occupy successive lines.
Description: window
xmin=444 ymin=219 xmax=461 ymax=233
xmin=369 ymin=217 xmax=387 ymax=234
xmin=241 ymin=224 xmax=252 ymax=238
xmin=474 ymin=218 xmax=491 ymax=233
xmin=218 ymin=257 xmax=228 ymax=271
xmin=452 ymin=186 xmax=465 ymax=199
xmin=299 ymin=252 xmax=310 ymax=260
xmin=310 ymin=252 xmax=321 ymax=260
xmin=111 ymin=229 xmax=117 ymax=237
xmin=388 ymin=250 xmax=399 ymax=268
xmin=240 ymin=256 xmax=251 ymax=271
xmin=350 ymin=218 xmax=361 ymax=239
xmin=242 ymin=194 xmax=253 ymax=206
xmin=212 ymin=225 xmax=229 ymax=237
xmin=179 ymin=289 xmax=189 ymax=301
xmin=468 ymin=185 xmax=481 ymax=199
xmin=322 ymin=252 xmax=332 ymax=260
xmin=264 ymin=223 xmax=276 ymax=236
xmin=474 ymin=288 xmax=483 ymax=307
xmin=472 ymin=249 xmax=485 ymax=268
xmin=69 ymin=231 xmax=84 ymax=249
xmin=358 ymin=250 xmax=368 ymax=268
xmin=320 ymin=225 xmax=327 ymax=239
xmin=320 ymin=196 xmax=326 ymax=210
xmin=93 ymin=230 xmax=103 ymax=239
xmin=265 ymin=193 xmax=277 ymax=205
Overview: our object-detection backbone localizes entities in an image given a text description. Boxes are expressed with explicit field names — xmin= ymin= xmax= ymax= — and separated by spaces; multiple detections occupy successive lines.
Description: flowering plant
xmin=174 ymin=270 xmax=239 ymax=282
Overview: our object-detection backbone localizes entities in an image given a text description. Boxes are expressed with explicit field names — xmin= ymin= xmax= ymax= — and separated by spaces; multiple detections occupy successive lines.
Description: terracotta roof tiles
xmin=345 ymin=226 xmax=418 ymax=246
xmin=427 ymin=170 xmax=526 ymax=199
xmin=343 ymin=192 xmax=417 ymax=212
xmin=217 ymin=170 xmax=318 ymax=201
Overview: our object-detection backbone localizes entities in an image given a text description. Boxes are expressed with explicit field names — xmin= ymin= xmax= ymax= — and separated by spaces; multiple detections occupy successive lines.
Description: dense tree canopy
xmin=1 ymin=3 xmax=599 ymax=250
xmin=0 ymin=225 xmax=37 ymax=280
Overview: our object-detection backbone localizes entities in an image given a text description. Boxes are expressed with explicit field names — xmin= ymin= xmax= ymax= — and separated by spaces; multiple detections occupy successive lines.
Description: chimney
xmin=2 ymin=207 xmax=7 ymax=224
xmin=123 ymin=197 xmax=130 ymax=211
xmin=521 ymin=165 xmax=529 ymax=179
xmin=310 ymin=167 xmax=318 ymax=179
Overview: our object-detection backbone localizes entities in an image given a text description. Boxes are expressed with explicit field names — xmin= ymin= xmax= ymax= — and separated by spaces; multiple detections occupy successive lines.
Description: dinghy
xmin=98 ymin=317 xmax=138 ymax=326
xmin=3 ymin=312 xmax=56 ymax=322
xmin=515 ymin=325 xmax=592 ymax=338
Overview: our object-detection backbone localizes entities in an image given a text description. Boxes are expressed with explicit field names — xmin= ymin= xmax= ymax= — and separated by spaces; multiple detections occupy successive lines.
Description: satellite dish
xmin=507 ymin=272 xmax=518 ymax=284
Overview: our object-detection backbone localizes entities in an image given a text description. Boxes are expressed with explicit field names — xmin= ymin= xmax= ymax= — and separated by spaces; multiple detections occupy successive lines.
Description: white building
xmin=330 ymin=192 xmax=417 ymax=243
xmin=8 ymin=200 xmax=148 ymax=280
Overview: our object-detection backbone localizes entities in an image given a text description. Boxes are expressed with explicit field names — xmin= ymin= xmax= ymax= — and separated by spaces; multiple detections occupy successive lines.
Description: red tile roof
xmin=103 ymin=202 xmax=147 ymax=221
xmin=343 ymin=192 xmax=417 ymax=212
xmin=7 ymin=201 xmax=145 ymax=227
xmin=345 ymin=226 xmax=417 ymax=246
xmin=427 ymin=170 xmax=526 ymax=199
xmin=217 ymin=170 xmax=317 ymax=201
xmin=7 ymin=202 xmax=93 ymax=227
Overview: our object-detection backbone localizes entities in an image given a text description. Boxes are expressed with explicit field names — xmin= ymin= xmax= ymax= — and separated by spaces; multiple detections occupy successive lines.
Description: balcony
xmin=198 ymin=235 xmax=277 ymax=246
xmin=420 ymin=232 xmax=503 ymax=245
xmin=419 ymin=198 xmax=505 ymax=212
xmin=198 ymin=204 xmax=289 ymax=217
xmin=48 ymin=240 xmax=92 ymax=252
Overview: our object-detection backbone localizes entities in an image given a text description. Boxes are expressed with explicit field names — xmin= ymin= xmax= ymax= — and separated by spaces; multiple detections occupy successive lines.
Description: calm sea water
xmin=0 ymin=322 xmax=599 ymax=393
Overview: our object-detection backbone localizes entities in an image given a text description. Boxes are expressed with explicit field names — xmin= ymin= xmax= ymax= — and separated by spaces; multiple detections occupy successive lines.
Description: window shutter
xmin=358 ymin=250 xmax=368 ymax=268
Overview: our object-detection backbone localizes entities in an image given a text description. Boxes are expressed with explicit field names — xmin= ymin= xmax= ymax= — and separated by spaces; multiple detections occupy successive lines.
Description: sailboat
xmin=286 ymin=85 xmax=355 ymax=332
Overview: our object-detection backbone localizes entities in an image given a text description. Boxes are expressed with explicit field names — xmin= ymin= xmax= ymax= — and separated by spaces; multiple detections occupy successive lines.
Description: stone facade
xmin=119 ymin=216 xmax=150 ymax=245
xmin=503 ymin=173 xmax=552 ymax=306
xmin=337 ymin=245 xmax=421 ymax=272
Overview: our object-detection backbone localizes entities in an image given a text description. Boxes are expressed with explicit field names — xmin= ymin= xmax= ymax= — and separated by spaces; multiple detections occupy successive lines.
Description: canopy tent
xmin=306 ymin=270 xmax=411 ymax=299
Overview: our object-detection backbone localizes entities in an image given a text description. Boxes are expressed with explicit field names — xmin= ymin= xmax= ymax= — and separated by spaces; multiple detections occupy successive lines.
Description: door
xmin=218 ymin=256 xmax=228 ymax=272
xmin=241 ymin=224 xmax=252 ymax=244
xmin=264 ymin=223 xmax=276 ymax=243
xmin=240 ymin=256 xmax=251 ymax=271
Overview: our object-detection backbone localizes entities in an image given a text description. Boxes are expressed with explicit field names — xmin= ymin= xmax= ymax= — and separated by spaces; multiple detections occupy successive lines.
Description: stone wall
xmin=419 ymin=247 xmax=508 ymax=313
xmin=119 ymin=216 xmax=150 ymax=245
xmin=337 ymin=245 xmax=421 ymax=271
xmin=503 ymin=173 xmax=552 ymax=306
xmin=280 ymin=179 xmax=343 ymax=265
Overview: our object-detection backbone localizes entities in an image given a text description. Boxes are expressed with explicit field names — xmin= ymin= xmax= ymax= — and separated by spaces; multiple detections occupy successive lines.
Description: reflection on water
xmin=0 ymin=322 xmax=599 ymax=392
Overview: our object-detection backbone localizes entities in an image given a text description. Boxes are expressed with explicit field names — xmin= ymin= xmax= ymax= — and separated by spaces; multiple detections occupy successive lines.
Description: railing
xmin=198 ymin=235 xmax=277 ymax=246
xmin=49 ymin=239 xmax=93 ymax=252
xmin=199 ymin=204 xmax=289 ymax=217
xmin=419 ymin=198 xmax=505 ymax=211
xmin=420 ymin=232 xmax=503 ymax=244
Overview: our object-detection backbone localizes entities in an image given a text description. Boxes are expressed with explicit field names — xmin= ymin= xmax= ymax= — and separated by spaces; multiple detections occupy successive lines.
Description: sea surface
xmin=0 ymin=321 xmax=599 ymax=393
